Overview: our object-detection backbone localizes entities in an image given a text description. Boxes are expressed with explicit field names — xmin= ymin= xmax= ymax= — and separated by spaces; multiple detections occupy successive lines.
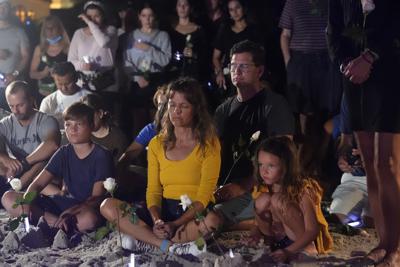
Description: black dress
xmin=327 ymin=0 xmax=400 ymax=133
xmin=37 ymin=51 xmax=67 ymax=95
xmin=168 ymin=27 xmax=207 ymax=81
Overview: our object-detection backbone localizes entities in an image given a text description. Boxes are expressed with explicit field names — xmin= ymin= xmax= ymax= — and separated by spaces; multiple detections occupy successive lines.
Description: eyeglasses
xmin=228 ymin=63 xmax=256 ymax=72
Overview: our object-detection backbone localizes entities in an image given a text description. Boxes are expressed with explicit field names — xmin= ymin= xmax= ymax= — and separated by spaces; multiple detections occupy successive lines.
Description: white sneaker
xmin=121 ymin=234 xmax=156 ymax=253
xmin=168 ymin=241 xmax=207 ymax=256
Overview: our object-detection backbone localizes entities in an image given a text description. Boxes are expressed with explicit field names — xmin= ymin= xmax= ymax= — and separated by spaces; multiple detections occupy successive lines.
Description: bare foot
xmin=365 ymin=247 xmax=387 ymax=264
xmin=376 ymin=249 xmax=400 ymax=267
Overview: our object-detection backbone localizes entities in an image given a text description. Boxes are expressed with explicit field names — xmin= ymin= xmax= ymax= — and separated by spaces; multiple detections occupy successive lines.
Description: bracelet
xmin=361 ymin=53 xmax=373 ymax=65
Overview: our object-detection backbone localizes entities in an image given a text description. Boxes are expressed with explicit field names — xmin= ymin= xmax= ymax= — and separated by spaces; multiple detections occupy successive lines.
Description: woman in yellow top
xmin=100 ymin=77 xmax=220 ymax=255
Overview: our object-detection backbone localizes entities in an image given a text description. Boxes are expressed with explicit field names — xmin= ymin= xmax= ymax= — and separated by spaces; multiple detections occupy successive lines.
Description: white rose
xmin=103 ymin=177 xmax=117 ymax=194
xmin=250 ymin=130 xmax=261 ymax=143
xmin=9 ymin=178 xmax=22 ymax=192
xmin=361 ymin=0 xmax=375 ymax=14
xmin=41 ymin=55 xmax=48 ymax=63
xmin=139 ymin=58 xmax=151 ymax=72
xmin=179 ymin=194 xmax=192 ymax=211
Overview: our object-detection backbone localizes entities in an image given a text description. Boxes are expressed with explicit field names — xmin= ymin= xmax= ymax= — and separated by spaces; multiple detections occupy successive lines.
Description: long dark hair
xmin=254 ymin=136 xmax=307 ymax=203
xmin=160 ymin=77 xmax=217 ymax=153
xmin=224 ymin=0 xmax=248 ymax=26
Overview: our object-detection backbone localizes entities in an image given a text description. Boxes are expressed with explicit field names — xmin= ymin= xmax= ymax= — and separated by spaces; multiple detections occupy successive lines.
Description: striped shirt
xmin=279 ymin=0 xmax=328 ymax=52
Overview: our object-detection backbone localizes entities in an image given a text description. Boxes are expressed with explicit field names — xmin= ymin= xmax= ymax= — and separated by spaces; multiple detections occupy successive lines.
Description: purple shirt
xmin=45 ymin=143 xmax=114 ymax=202
xmin=279 ymin=0 xmax=328 ymax=52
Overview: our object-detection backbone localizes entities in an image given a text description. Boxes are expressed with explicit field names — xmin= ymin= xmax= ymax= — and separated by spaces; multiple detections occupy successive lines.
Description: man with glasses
xmin=212 ymin=40 xmax=294 ymax=228
xmin=215 ymin=40 xmax=294 ymax=185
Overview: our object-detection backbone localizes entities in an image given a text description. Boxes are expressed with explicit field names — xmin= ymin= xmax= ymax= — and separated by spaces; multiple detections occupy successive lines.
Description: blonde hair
xmin=39 ymin=16 xmax=70 ymax=55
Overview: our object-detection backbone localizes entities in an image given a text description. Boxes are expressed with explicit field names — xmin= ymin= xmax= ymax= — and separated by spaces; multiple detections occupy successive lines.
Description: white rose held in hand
xmin=179 ymin=194 xmax=192 ymax=211
xmin=250 ymin=130 xmax=261 ymax=143
xmin=10 ymin=178 xmax=22 ymax=192
xmin=103 ymin=178 xmax=117 ymax=194
xmin=361 ymin=0 xmax=375 ymax=14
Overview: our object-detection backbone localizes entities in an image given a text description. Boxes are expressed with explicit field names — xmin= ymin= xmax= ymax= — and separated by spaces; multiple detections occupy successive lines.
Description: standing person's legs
xmin=376 ymin=133 xmax=400 ymax=266
xmin=355 ymin=131 xmax=387 ymax=262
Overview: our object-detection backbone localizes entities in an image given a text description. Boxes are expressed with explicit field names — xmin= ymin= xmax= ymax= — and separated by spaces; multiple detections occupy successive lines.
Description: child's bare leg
xmin=1 ymin=191 xmax=26 ymax=217
xmin=356 ymin=132 xmax=387 ymax=262
xmin=1 ymin=190 xmax=58 ymax=225
xmin=254 ymin=193 xmax=273 ymax=236
xmin=100 ymin=198 xmax=164 ymax=248
xmin=171 ymin=211 xmax=224 ymax=243
xmin=270 ymin=193 xmax=317 ymax=255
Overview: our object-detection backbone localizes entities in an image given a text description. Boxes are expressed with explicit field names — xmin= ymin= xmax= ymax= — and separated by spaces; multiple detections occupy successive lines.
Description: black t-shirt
xmin=214 ymin=24 xmax=262 ymax=67
xmin=214 ymin=88 xmax=294 ymax=183
xmin=168 ymin=27 xmax=207 ymax=81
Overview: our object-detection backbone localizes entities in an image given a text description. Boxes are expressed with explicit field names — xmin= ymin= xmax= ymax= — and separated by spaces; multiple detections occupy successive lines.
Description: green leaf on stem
xmin=195 ymin=212 xmax=205 ymax=221
xmin=129 ymin=213 xmax=138 ymax=224
xmin=95 ymin=226 xmax=111 ymax=240
xmin=14 ymin=196 xmax=24 ymax=206
xmin=194 ymin=236 xmax=206 ymax=250
xmin=22 ymin=191 xmax=37 ymax=204
xmin=9 ymin=218 xmax=20 ymax=231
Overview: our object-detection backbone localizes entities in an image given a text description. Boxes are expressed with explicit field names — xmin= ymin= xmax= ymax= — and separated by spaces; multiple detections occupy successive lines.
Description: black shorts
xmin=35 ymin=194 xmax=81 ymax=216
xmin=286 ymin=50 xmax=342 ymax=115
xmin=343 ymin=67 xmax=400 ymax=133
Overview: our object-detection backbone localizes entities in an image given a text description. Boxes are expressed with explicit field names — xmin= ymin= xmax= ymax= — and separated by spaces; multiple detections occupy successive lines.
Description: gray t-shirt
xmin=0 ymin=111 xmax=59 ymax=159
xmin=0 ymin=25 xmax=29 ymax=75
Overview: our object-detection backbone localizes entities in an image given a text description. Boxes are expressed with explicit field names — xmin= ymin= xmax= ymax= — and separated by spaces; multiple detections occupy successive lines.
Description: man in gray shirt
xmin=0 ymin=0 xmax=30 ymax=110
xmin=0 ymin=81 xmax=60 ymax=199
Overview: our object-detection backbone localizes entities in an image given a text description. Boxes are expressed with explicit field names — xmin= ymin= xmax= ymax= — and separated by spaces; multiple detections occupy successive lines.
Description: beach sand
xmin=0 ymin=209 xmax=378 ymax=266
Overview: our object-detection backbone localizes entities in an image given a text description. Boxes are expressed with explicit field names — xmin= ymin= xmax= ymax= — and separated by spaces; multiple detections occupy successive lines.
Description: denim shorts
xmin=213 ymin=192 xmax=255 ymax=225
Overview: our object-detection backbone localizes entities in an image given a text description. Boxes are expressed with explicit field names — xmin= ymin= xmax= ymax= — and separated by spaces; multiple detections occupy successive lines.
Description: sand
xmin=0 ymin=209 xmax=378 ymax=267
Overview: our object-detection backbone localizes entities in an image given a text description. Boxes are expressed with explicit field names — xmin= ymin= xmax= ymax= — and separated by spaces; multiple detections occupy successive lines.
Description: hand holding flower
xmin=103 ymin=177 xmax=117 ymax=196
xmin=9 ymin=178 xmax=22 ymax=192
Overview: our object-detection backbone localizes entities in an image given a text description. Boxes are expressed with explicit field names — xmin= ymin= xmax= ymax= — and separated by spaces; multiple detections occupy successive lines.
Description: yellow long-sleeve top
xmin=146 ymin=135 xmax=221 ymax=209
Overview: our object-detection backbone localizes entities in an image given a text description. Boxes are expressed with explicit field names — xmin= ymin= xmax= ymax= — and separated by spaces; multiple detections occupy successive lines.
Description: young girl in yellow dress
xmin=249 ymin=136 xmax=333 ymax=263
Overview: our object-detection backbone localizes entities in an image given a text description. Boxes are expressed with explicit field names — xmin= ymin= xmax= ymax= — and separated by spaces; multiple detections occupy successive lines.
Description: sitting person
xmin=39 ymin=61 xmax=91 ymax=128
xmin=115 ymin=85 xmax=167 ymax=202
xmin=118 ymin=85 xmax=167 ymax=168
xmin=248 ymin=137 xmax=333 ymax=263
xmin=330 ymin=138 xmax=372 ymax=228
xmin=100 ymin=78 xmax=220 ymax=255
xmin=0 ymin=81 xmax=60 ymax=200
xmin=81 ymin=94 xmax=128 ymax=163
xmin=1 ymin=102 xmax=114 ymax=233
